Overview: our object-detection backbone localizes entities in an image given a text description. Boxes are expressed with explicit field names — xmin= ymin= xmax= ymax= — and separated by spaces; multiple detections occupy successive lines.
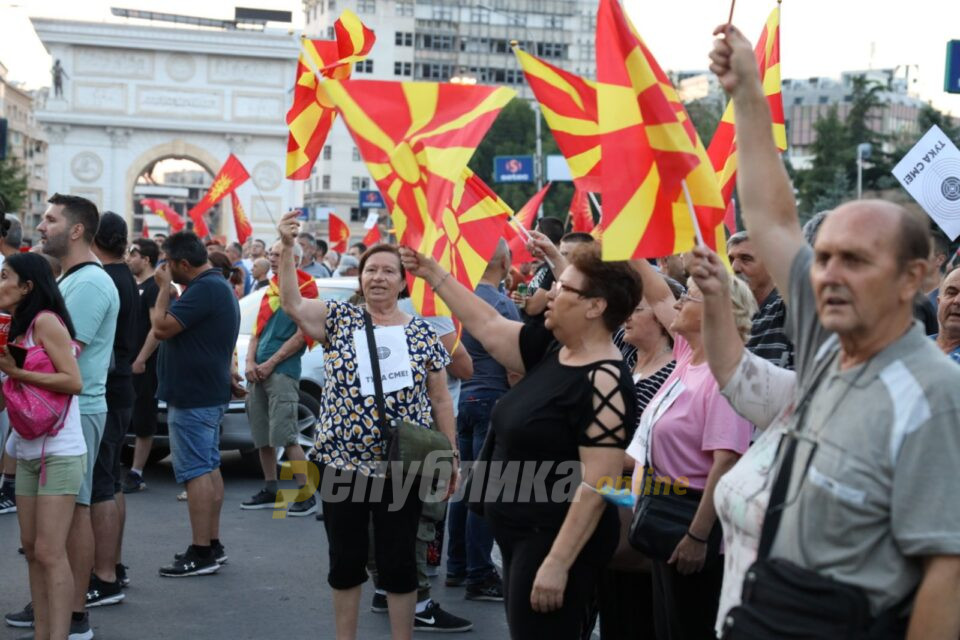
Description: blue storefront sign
xmin=494 ymin=155 xmax=534 ymax=183
xmin=359 ymin=190 xmax=387 ymax=209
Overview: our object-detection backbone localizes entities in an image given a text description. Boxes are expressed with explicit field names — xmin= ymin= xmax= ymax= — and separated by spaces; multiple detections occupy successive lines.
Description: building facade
xmin=0 ymin=61 xmax=48 ymax=240
xmin=300 ymin=0 xmax=597 ymax=224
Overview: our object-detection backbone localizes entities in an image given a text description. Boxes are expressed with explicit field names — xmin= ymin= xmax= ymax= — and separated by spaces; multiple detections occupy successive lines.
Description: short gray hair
xmin=802 ymin=211 xmax=830 ymax=246
xmin=728 ymin=230 xmax=749 ymax=247
xmin=4 ymin=217 xmax=22 ymax=250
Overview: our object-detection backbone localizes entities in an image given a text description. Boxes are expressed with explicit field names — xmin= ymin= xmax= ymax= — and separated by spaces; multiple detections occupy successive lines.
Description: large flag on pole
xmin=139 ymin=198 xmax=186 ymax=232
xmin=514 ymin=46 xmax=601 ymax=193
xmin=328 ymin=212 xmax=350 ymax=253
xmin=505 ymin=182 xmax=551 ymax=266
xmin=230 ymin=191 xmax=252 ymax=245
xmin=407 ymin=168 xmax=512 ymax=317
xmin=595 ymin=0 xmax=725 ymax=260
xmin=187 ymin=154 xmax=250 ymax=238
xmin=285 ymin=10 xmax=375 ymax=180
xmin=707 ymin=5 xmax=786 ymax=234
xmin=323 ymin=79 xmax=514 ymax=250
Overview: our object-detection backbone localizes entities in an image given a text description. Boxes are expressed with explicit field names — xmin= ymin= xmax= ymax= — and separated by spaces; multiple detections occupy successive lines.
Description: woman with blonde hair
xmin=627 ymin=255 xmax=756 ymax=640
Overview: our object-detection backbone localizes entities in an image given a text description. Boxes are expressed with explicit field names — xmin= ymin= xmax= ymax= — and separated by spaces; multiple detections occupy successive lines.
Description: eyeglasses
xmin=554 ymin=280 xmax=592 ymax=298
xmin=679 ymin=292 xmax=703 ymax=305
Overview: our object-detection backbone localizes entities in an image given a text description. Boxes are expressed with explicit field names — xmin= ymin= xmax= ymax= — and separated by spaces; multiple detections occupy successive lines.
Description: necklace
xmin=633 ymin=344 xmax=672 ymax=378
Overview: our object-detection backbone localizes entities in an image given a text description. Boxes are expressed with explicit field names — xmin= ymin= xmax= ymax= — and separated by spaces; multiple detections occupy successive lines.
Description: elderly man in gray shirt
xmin=710 ymin=24 xmax=960 ymax=639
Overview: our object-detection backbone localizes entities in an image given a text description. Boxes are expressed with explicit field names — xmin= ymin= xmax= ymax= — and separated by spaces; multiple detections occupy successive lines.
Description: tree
xmin=796 ymin=107 xmax=850 ymax=213
xmin=685 ymin=98 xmax=724 ymax=148
xmin=844 ymin=75 xmax=892 ymax=190
xmin=0 ymin=158 xmax=27 ymax=213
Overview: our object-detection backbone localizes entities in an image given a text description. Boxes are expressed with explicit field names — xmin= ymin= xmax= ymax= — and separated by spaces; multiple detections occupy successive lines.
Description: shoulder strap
xmin=363 ymin=310 xmax=389 ymax=431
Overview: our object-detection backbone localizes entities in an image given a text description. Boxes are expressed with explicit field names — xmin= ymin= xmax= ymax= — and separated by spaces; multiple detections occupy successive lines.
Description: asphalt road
xmin=0 ymin=453 xmax=511 ymax=640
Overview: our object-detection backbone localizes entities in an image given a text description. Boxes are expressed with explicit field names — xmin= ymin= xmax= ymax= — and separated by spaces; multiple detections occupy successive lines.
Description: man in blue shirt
xmin=446 ymin=239 xmax=520 ymax=601
xmin=226 ymin=241 xmax=253 ymax=296
xmin=240 ymin=241 xmax=316 ymax=516
xmin=153 ymin=232 xmax=240 ymax=577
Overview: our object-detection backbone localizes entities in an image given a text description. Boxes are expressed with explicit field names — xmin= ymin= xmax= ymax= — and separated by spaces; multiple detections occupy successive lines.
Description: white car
xmin=124 ymin=276 xmax=359 ymax=466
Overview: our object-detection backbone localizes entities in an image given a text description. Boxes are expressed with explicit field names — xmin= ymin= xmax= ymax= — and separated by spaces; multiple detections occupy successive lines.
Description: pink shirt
xmin=642 ymin=336 xmax=752 ymax=490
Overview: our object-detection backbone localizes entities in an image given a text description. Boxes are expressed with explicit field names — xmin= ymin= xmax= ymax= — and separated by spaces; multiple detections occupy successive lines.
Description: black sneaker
xmin=465 ymin=573 xmax=504 ymax=602
xmin=69 ymin=611 xmax=94 ymax=640
xmin=4 ymin=602 xmax=33 ymax=628
xmin=86 ymin=574 xmax=124 ymax=607
xmin=287 ymin=493 xmax=318 ymax=517
xmin=0 ymin=485 xmax=16 ymax=514
xmin=444 ymin=574 xmax=466 ymax=587
xmin=121 ymin=471 xmax=145 ymax=494
xmin=116 ymin=563 xmax=130 ymax=588
xmin=240 ymin=488 xmax=277 ymax=510
xmin=175 ymin=541 xmax=227 ymax=565
xmin=159 ymin=546 xmax=220 ymax=577
xmin=414 ymin=601 xmax=473 ymax=633
xmin=371 ymin=592 xmax=388 ymax=613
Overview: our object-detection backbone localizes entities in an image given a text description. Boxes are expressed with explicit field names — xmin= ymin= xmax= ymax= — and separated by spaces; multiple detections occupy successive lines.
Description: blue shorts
xmin=167 ymin=405 xmax=224 ymax=484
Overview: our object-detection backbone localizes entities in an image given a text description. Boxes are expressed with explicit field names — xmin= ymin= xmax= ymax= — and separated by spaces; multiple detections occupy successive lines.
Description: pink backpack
xmin=4 ymin=312 xmax=74 ymax=449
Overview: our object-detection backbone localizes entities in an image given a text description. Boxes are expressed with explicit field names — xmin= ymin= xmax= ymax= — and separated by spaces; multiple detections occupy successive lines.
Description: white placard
xmin=364 ymin=211 xmax=380 ymax=229
xmin=354 ymin=326 xmax=414 ymax=396
xmin=893 ymin=125 xmax=960 ymax=239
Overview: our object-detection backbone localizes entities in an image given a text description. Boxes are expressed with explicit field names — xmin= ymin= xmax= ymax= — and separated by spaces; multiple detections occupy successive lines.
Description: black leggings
xmin=320 ymin=467 xmax=423 ymax=593
xmin=491 ymin=516 xmax=619 ymax=640
xmin=651 ymin=557 xmax=724 ymax=640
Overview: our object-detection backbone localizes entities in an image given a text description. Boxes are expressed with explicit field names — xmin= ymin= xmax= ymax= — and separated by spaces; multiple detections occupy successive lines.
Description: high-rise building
xmin=0 ymin=61 xmax=48 ymax=238
xmin=300 ymin=0 xmax=597 ymax=223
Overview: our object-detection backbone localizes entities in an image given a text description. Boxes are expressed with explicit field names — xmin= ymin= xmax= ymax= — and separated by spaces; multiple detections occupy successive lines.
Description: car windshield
xmin=237 ymin=279 xmax=357 ymax=335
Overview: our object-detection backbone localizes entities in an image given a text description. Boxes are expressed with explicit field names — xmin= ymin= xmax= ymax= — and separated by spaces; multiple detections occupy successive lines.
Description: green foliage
xmin=0 ymin=158 xmax=27 ymax=213
xmin=468 ymin=97 xmax=575 ymax=223
xmin=685 ymin=98 xmax=724 ymax=148
xmin=796 ymin=107 xmax=850 ymax=212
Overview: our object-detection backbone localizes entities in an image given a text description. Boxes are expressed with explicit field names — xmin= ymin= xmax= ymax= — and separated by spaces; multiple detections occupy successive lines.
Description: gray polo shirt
xmin=769 ymin=246 xmax=960 ymax=613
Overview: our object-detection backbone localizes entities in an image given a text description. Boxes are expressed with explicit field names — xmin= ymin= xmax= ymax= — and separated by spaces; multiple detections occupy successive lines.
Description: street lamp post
xmin=856 ymin=142 xmax=872 ymax=199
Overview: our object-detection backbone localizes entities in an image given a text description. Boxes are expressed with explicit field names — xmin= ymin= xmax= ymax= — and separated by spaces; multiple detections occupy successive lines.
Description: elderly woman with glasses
xmin=627 ymin=254 xmax=757 ymax=640
xmin=400 ymin=240 xmax=641 ymax=640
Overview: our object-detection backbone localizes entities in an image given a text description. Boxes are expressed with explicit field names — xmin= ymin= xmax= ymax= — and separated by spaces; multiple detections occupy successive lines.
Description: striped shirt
xmin=613 ymin=327 xmax=675 ymax=415
xmin=746 ymin=289 xmax=794 ymax=370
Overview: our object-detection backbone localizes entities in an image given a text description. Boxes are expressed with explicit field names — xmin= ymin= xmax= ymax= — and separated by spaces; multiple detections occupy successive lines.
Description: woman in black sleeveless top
xmin=401 ymin=241 xmax=641 ymax=639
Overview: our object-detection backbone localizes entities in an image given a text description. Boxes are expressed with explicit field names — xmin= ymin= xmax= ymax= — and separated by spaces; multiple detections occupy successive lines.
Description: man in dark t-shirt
xmin=87 ymin=212 xmax=140 ymax=605
xmin=153 ymin=232 xmax=240 ymax=577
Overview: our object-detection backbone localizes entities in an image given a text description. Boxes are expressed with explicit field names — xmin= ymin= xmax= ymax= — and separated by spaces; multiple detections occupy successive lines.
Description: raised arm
xmin=689 ymin=246 xmax=745 ymax=387
xmin=630 ymin=257 xmax=678 ymax=337
xmin=399 ymin=247 xmax=526 ymax=374
xmin=710 ymin=25 xmax=805 ymax=303
xmin=277 ymin=211 xmax=329 ymax=341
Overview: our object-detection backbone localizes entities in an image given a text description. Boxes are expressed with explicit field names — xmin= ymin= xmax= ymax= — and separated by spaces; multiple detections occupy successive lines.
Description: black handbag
xmin=721 ymin=353 xmax=911 ymax=639
xmin=363 ymin=311 xmax=453 ymax=484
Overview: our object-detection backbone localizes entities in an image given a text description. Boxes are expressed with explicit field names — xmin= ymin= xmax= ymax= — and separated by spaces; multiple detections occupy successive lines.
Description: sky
xmin=1 ymin=0 xmax=959 ymax=117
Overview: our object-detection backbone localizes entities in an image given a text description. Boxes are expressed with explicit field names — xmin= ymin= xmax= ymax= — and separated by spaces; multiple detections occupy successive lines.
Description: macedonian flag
xmin=328 ymin=212 xmax=350 ymax=253
xmin=707 ymin=5 xmax=786 ymax=233
xmin=504 ymin=182 xmax=550 ymax=266
xmin=254 ymin=270 xmax=320 ymax=348
xmin=407 ymin=168 xmax=512 ymax=317
xmin=514 ymin=46 xmax=600 ymax=193
xmin=596 ymin=0 xmax=725 ymax=260
xmin=322 ymin=79 xmax=515 ymax=250
xmin=139 ymin=198 xmax=185 ymax=232
xmin=187 ymin=154 xmax=249 ymax=238
xmin=230 ymin=191 xmax=252 ymax=245
xmin=285 ymin=10 xmax=376 ymax=180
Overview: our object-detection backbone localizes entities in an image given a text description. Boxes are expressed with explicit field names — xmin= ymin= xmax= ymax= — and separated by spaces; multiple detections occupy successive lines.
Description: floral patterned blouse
xmin=316 ymin=300 xmax=450 ymax=474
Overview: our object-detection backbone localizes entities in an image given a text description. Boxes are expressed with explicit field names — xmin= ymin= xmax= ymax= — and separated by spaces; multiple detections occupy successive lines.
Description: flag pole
xmin=681 ymin=180 xmax=706 ymax=246
xmin=250 ymin=183 xmax=279 ymax=227
xmin=587 ymin=192 xmax=602 ymax=216
xmin=727 ymin=0 xmax=737 ymax=26
xmin=509 ymin=216 xmax=555 ymax=269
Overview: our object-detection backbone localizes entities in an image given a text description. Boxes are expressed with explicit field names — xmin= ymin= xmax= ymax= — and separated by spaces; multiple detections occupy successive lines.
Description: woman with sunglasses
xmin=687 ymin=245 xmax=799 ymax=637
xmin=400 ymin=240 xmax=640 ymax=640
xmin=628 ymin=254 xmax=756 ymax=640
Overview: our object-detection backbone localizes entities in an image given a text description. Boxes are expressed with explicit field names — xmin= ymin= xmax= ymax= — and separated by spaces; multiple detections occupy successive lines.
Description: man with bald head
xmin=934 ymin=267 xmax=960 ymax=363
xmin=712 ymin=25 xmax=960 ymax=638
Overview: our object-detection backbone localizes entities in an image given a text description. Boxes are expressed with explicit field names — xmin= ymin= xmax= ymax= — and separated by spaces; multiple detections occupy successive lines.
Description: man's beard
xmin=41 ymin=232 xmax=69 ymax=259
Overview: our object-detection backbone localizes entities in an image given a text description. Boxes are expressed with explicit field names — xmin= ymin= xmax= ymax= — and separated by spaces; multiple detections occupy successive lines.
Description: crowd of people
xmin=2 ymin=24 xmax=960 ymax=640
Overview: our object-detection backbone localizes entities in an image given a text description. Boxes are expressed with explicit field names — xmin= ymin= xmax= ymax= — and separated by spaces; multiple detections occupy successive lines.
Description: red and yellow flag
xmin=362 ymin=224 xmax=381 ymax=247
xmin=254 ymin=270 xmax=320 ymax=348
xmin=323 ymin=79 xmax=514 ymax=251
xmin=514 ymin=46 xmax=600 ymax=193
xmin=230 ymin=191 xmax=252 ymax=245
xmin=141 ymin=218 xmax=150 ymax=239
xmin=139 ymin=198 xmax=186 ymax=232
xmin=707 ymin=5 xmax=786 ymax=234
xmin=188 ymin=154 xmax=249 ymax=238
xmin=285 ymin=10 xmax=376 ymax=180
xmin=505 ymin=182 xmax=551 ymax=266
xmin=328 ymin=212 xmax=350 ymax=253
xmin=596 ymin=0 xmax=726 ymax=260
xmin=568 ymin=187 xmax=594 ymax=233
xmin=407 ymin=168 xmax=512 ymax=317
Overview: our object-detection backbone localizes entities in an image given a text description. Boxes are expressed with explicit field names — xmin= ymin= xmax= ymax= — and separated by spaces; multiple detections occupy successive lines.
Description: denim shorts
xmin=167 ymin=405 xmax=224 ymax=484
